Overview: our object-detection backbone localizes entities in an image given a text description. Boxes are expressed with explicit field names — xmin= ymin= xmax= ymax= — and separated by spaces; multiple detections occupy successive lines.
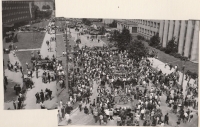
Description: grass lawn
xmin=141 ymin=41 xmax=198 ymax=74
xmin=16 ymin=51 xmax=39 ymax=74
xmin=14 ymin=32 xmax=45 ymax=49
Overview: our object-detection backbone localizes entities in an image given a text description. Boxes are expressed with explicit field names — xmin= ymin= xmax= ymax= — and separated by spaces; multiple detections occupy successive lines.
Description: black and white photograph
xmin=56 ymin=18 xmax=199 ymax=127
xmin=2 ymin=0 xmax=57 ymax=110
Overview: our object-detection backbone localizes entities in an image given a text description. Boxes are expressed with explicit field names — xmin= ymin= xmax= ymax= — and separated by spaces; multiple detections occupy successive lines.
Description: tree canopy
xmin=127 ymin=40 xmax=149 ymax=62
xmin=99 ymin=26 xmax=106 ymax=35
xmin=116 ymin=28 xmax=132 ymax=51
xmin=165 ymin=37 xmax=178 ymax=54
xmin=109 ymin=20 xmax=117 ymax=28
xmin=82 ymin=18 xmax=91 ymax=26
xmin=109 ymin=30 xmax=120 ymax=43
xmin=42 ymin=5 xmax=51 ymax=10
xmin=149 ymin=33 xmax=160 ymax=47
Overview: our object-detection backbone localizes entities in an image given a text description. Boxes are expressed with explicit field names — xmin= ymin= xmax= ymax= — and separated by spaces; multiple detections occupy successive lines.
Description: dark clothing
xmin=40 ymin=92 xmax=45 ymax=103
xmin=35 ymin=93 xmax=40 ymax=103
xmin=164 ymin=115 xmax=169 ymax=124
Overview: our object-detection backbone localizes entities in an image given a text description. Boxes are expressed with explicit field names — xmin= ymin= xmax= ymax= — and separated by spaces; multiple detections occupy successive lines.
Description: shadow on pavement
xmin=4 ymin=79 xmax=18 ymax=103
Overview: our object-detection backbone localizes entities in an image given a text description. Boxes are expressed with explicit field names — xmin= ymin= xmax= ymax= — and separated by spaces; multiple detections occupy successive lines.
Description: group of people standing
xmin=58 ymin=43 xmax=198 ymax=126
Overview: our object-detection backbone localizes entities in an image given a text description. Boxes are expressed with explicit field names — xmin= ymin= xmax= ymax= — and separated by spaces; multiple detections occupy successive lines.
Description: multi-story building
xmin=159 ymin=20 xmax=199 ymax=63
xmin=115 ymin=19 xmax=199 ymax=63
xmin=2 ymin=0 xmax=35 ymax=26
xmin=2 ymin=0 xmax=55 ymax=36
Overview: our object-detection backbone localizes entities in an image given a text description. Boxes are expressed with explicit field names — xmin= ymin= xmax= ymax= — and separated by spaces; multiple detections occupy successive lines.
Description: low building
xmin=116 ymin=19 xmax=138 ymax=34
xmin=102 ymin=19 xmax=114 ymax=24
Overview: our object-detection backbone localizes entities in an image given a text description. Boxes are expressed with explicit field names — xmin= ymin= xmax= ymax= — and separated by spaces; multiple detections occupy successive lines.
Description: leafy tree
xmin=165 ymin=37 xmax=178 ymax=54
xmin=42 ymin=5 xmax=47 ymax=10
xmin=35 ymin=10 xmax=52 ymax=19
xmin=109 ymin=20 xmax=117 ymax=28
xmin=46 ymin=5 xmax=51 ymax=9
xmin=109 ymin=30 xmax=120 ymax=42
xmin=82 ymin=18 xmax=91 ymax=26
xmin=98 ymin=19 xmax=103 ymax=22
xmin=137 ymin=35 xmax=145 ymax=40
xmin=127 ymin=40 xmax=149 ymax=62
xmin=149 ymin=33 xmax=160 ymax=47
xmin=116 ymin=28 xmax=132 ymax=51
xmin=99 ymin=26 xmax=106 ymax=35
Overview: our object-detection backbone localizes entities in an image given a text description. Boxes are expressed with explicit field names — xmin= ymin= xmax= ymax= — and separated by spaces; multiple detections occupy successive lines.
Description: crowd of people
xmin=58 ymin=44 xmax=198 ymax=126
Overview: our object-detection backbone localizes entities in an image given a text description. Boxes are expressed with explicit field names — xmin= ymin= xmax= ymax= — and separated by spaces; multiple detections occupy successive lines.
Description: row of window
xmin=3 ymin=1 xmax=29 ymax=4
xmin=4 ymin=16 xmax=29 ymax=23
xmin=128 ymin=19 xmax=160 ymax=29
xmin=2 ymin=6 xmax=29 ymax=10
xmin=138 ymin=27 xmax=156 ymax=36
xmin=3 ymin=11 xmax=29 ymax=17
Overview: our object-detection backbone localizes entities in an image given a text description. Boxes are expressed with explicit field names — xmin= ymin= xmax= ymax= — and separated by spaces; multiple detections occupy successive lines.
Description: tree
xmin=127 ymin=40 xmax=149 ymax=62
xmin=109 ymin=20 xmax=117 ymax=28
xmin=82 ymin=18 xmax=91 ymax=26
xmin=33 ymin=4 xmax=39 ymax=11
xmin=116 ymin=28 xmax=132 ymax=51
xmin=42 ymin=5 xmax=47 ymax=10
xmin=165 ymin=37 xmax=178 ymax=54
xmin=149 ymin=33 xmax=160 ymax=47
xmin=46 ymin=5 xmax=51 ymax=9
xmin=137 ymin=35 xmax=145 ymax=40
xmin=109 ymin=30 xmax=120 ymax=42
xmin=99 ymin=26 xmax=106 ymax=35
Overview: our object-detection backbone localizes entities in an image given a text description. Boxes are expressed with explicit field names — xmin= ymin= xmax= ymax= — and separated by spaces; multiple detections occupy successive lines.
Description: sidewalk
xmin=149 ymin=58 xmax=196 ymax=97
xmin=23 ymin=22 xmax=58 ymax=109
xmin=4 ymin=21 xmax=58 ymax=110
xmin=4 ymin=52 xmax=23 ymax=110
xmin=40 ymin=31 xmax=56 ymax=59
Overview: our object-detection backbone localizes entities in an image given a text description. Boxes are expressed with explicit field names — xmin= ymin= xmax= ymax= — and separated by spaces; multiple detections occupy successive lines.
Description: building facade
xmin=116 ymin=19 xmax=138 ymax=34
xmin=159 ymin=20 xmax=199 ymax=63
xmin=116 ymin=19 xmax=199 ymax=63
xmin=102 ymin=19 xmax=114 ymax=24
xmin=2 ymin=1 xmax=35 ymax=26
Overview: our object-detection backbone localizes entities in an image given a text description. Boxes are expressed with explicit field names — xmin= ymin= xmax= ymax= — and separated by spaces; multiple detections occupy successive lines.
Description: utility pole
xmin=65 ymin=22 xmax=68 ymax=91
xmin=181 ymin=58 xmax=187 ymax=88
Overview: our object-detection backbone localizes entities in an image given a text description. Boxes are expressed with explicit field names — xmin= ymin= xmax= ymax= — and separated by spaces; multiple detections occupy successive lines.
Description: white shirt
xmin=65 ymin=114 xmax=70 ymax=121
xmin=105 ymin=109 xmax=109 ymax=115
xmin=141 ymin=109 xmax=145 ymax=114
xmin=184 ymin=112 xmax=188 ymax=117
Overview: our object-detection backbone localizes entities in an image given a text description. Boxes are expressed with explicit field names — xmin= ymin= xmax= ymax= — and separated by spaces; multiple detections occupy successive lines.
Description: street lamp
xmin=64 ymin=22 xmax=68 ymax=91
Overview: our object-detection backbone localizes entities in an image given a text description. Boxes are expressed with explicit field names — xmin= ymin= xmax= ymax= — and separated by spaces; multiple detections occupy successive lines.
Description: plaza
xmin=57 ymin=18 xmax=198 ymax=127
